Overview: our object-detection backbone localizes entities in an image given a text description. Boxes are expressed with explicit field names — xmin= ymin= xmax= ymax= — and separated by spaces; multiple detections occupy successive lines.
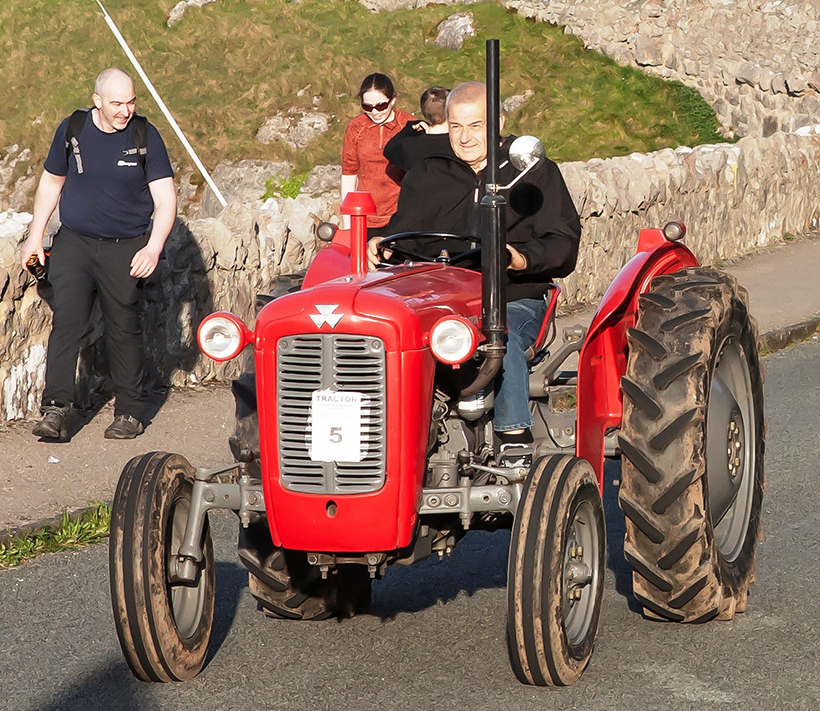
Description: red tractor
xmin=109 ymin=42 xmax=764 ymax=686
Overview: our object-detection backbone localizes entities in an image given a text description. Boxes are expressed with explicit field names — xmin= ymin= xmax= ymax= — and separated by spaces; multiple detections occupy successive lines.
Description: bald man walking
xmin=21 ymin=68 xmax=177 ymax=440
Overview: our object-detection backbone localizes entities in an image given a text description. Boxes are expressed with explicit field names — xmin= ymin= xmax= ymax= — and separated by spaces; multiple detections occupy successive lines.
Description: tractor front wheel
xmin=619 ymin=267 xmax=764 ymax=622
xmin=109 ymin=452 xmax=215 ymax=682
xmin=507 ymin=455 xmax=606 ymax=686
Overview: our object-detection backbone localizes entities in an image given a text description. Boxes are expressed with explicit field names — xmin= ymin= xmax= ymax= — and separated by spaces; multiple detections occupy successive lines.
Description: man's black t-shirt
xmin=43 ymin=111 xmax=174 ymax=239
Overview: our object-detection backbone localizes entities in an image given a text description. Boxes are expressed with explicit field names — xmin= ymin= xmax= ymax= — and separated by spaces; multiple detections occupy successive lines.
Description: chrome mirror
xmin=508 ymin=135 xmax=545 ymax=172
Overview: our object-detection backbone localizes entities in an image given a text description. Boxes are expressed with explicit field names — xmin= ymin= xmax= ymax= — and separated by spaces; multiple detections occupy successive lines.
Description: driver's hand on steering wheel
xmin=367 ymin=237 xmax=392 ymax=271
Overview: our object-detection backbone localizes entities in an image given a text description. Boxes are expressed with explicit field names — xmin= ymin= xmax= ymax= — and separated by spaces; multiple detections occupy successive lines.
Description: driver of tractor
xmin=367 ymin=81 xmax=582 ymax=463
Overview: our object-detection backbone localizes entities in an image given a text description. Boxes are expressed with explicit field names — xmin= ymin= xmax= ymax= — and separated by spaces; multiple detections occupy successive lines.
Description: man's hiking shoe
xmin=104 ymin=414 xmax=144 ymax=440
xmin=498 ymin=443 xmax=534 ymax=469
xmin=32 ymin=405 xmax=70 ymax=440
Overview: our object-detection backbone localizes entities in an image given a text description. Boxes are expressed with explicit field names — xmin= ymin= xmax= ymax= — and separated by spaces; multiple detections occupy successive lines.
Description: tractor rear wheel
xmin=238 ymin=520 xmax=372 ymax=620
xmin=619 ymin=267 xmax=764 ymax=622
xmin=507 ymin=455 xmax=606 ymax=686
xmin=109 ymin=452 xmax=215 ymax=682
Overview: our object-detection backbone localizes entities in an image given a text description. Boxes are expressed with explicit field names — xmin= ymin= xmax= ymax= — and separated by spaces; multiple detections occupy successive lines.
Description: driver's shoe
xmin=32 ymin=405 xmax=70 ymax=440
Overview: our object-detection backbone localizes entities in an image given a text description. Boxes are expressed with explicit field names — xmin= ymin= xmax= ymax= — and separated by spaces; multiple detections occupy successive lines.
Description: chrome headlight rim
xmin=429 ymin=316 xmax=479 ymax=365
xmin=197 ymin=312 xmax=248 ymax=362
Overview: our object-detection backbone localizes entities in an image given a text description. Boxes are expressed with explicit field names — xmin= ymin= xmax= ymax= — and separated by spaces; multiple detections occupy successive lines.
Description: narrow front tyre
xmin=109 ymin=452 xmax=215 ymax=682
xmin=507 ymin=455 xmax=606 ymax=686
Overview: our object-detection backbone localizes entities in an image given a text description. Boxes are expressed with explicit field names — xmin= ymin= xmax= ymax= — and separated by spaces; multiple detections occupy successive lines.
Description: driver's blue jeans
xmin=493 ymin=298 xmax=548 ymax=432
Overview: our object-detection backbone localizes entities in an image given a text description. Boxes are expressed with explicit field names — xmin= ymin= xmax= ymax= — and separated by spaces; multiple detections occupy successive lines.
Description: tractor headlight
xmin=197 ymin=312 xmax=249 ymax=362
xmin=429 ymin=317 xmax=478 ymax=365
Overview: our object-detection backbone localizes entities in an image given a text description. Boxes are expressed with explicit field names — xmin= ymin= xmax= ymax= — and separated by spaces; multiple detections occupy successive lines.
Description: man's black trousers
xmin=42 ymin=226 xmax=148 ymax=420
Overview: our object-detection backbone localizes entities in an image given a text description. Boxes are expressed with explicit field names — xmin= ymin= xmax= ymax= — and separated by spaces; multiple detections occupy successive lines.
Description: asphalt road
xmin=1 ymin=339 xmax=818 ymax=711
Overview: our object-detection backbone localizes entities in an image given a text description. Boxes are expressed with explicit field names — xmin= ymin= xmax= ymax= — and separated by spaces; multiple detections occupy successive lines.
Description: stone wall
xmin=502 ymin=0 xmax=820 ymax=138
xmin=558 ymin=132 xmax=820 ymax=305
xmin=0 ymin=172 xmax=337 ymax=421
xmin=3 ymin=130 xmax=819 ymax=422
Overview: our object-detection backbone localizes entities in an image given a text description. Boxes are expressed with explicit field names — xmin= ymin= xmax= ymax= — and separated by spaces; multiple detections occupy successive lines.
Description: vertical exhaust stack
xmin=341 ymin=191 xmax=377 ymax=277
xmin=462 ymin=39 xmax=507 ymax=397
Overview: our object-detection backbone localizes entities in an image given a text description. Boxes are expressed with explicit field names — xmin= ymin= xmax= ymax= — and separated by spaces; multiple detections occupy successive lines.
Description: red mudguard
xmin=576 ymin=229 xmax=699 ymax=489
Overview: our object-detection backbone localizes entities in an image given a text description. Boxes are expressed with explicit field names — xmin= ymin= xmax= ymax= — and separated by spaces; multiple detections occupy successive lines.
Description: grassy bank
xmin=0 ymin=503 xmax=110 ymax=570
xmin=1 ymin=0 xmax=725 ymax=179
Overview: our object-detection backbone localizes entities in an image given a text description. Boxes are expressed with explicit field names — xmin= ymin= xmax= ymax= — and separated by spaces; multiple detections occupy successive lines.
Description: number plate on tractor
xmin=310 ymin=389 xmax=364 ymax=462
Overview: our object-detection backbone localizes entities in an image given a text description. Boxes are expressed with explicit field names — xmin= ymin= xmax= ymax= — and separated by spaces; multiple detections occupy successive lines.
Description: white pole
xmin=95 ymin=0 xmax=228 ymax=208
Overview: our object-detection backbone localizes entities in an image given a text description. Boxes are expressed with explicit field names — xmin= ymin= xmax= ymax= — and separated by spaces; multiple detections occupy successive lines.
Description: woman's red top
xmin=342 ymin=109 xmax=415 ymax=228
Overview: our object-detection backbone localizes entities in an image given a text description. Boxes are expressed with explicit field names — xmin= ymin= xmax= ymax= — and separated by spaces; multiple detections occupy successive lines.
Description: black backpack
xmin=65 ymin=108 xmax=148 ymax=174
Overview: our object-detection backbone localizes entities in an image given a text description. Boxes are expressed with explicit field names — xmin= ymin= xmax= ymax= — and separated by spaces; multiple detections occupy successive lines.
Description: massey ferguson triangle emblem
xmin=310 ymin=304 xmax=344 ymax=328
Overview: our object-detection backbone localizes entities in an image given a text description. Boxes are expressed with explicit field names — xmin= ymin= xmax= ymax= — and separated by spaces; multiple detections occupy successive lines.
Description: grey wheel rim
xmin=562 ymin=498 xmax=602 ymax=646
xmin=706 ymin=335 xmax=756 ymax=561
xmin=167 ymin=495 xmax=207 ymax=639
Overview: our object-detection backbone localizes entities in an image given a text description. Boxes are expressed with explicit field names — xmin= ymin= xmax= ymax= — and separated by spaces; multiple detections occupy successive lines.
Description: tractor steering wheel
xmin=377 ymin=232 xmax=481 ymax=267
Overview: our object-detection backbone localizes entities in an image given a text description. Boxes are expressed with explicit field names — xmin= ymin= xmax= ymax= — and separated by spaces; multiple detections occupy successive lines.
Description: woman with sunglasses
xmin=341 ymin=73 xmax=414 ymax=237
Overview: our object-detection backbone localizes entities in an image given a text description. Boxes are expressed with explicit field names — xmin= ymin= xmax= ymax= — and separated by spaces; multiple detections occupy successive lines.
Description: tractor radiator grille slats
xmin=277 ymin=334 xmax=386 ymax=494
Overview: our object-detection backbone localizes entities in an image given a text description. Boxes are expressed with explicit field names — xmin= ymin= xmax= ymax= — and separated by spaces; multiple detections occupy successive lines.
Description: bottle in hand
xmin=26 ymin=254 xmax=48 ymax=282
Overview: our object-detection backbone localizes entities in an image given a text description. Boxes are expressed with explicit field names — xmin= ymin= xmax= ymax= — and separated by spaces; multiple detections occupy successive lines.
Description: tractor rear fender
xmin=575 ymin=231 xmax=700 ymax=489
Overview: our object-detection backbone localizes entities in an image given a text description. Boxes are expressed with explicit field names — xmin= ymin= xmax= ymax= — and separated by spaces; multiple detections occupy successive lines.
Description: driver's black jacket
xmin=384 ymin=136 xmax=581 ymax=302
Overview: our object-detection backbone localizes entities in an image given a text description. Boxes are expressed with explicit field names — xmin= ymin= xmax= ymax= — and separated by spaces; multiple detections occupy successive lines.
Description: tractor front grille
xmin=277 ymin=334 xmax=386 ymax=494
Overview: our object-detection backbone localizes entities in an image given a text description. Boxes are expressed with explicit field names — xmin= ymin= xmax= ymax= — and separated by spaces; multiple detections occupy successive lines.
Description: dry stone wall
xmin=3 ymin=129 xmax=819 ymax=422
xmin=0 ymin=173 xmax=334 ymax=421
xmin=502 ymin=0 xmax=820 ymax=138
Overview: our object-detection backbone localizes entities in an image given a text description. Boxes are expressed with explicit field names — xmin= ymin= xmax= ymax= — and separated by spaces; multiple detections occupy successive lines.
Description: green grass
xmin=1 ymin=0 xmax=726 ymax=180
xmin=0 ymin=503 xmax=111 ymax=570
xmin=262 ymin=171 xmax=310 ymax=200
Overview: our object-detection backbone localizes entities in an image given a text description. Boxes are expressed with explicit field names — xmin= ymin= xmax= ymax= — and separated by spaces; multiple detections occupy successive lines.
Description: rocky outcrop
xmin=434 ymin=12 xmax=477 ymax=51
xmin=359 ymin=0 xmax=479 ymax=12
xmin=167 ymin=0 xmax=216 ymax=27
xmin=256 ymin=110 xmax=332 ymax=149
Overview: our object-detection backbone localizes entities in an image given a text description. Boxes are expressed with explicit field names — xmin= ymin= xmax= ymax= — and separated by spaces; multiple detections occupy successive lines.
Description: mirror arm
xmin=489 ymin=158 xmax=541 ymax=192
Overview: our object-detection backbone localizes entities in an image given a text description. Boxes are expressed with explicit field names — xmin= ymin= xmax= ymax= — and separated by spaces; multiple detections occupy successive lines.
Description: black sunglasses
xmin=361 ymin=100 xmax=391 ymax=112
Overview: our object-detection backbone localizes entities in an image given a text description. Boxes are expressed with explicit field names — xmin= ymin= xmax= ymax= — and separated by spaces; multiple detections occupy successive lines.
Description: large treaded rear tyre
xmin=619 ymin=267 xmax=764 ymax=622
xmin=238 ymin=520 xmax=372 ymax=620
xmin=109 ymin=452 xmax=215 ymax=681
xmin=507 ymin=455 xmax=606 ymax=686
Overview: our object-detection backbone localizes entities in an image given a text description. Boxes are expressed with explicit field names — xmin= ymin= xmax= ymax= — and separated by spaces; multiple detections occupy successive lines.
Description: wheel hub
xmin=706 ymin=335 xmax=756 ymax=562
xmin=726 ymin=409 xmax=744 ymax=479
xmin=561 ymin=503 xmax=601 ymax=643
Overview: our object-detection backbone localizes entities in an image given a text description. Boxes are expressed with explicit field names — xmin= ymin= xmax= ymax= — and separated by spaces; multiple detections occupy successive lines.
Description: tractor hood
xmin=254 ymin=264 xmax=482 ymax=352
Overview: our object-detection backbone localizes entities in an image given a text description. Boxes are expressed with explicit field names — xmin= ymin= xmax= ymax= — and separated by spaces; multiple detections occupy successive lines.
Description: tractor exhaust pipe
xmin=462 ymin=39 xmax=507 ymax=397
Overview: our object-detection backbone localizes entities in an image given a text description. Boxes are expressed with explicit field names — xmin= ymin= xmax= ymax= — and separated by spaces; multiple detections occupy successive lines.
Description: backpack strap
xmin=65 ymin=108 xmax=90 ymax=174
xmin=121 ymin=114 xmax=148 ymax=172
xmin=65 ymin=110 xmax=149 ymax=174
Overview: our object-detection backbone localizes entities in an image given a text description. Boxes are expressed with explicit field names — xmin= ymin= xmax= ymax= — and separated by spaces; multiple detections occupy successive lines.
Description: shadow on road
xmin=602 ymin=459 xmax=642 ymax=613
xmin=32 ymin=562 xmax=245 ymax=711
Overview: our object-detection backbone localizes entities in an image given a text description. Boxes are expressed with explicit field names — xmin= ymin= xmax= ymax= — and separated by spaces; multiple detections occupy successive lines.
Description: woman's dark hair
xmin=358 ymin=73 xmax=395 ymax=100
